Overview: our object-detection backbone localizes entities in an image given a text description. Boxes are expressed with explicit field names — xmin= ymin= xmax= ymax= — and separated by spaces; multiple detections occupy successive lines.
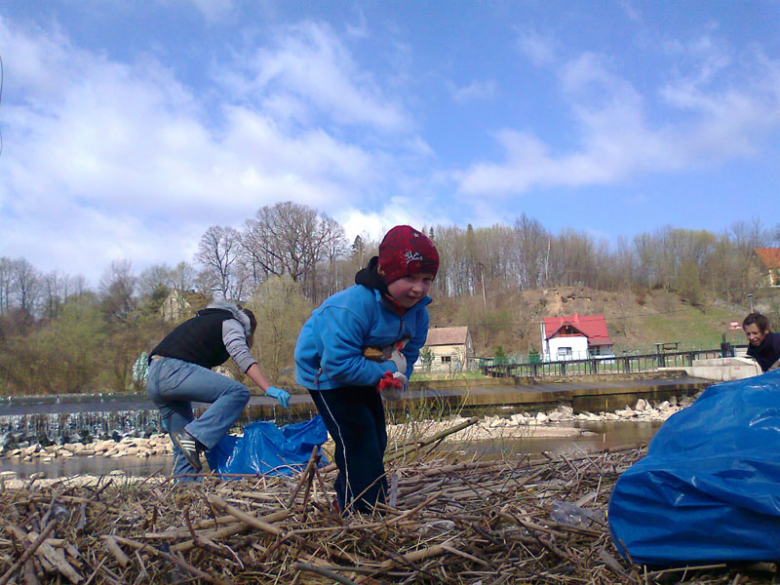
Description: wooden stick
xmin=285 ymin=447 xmax=319 ymax=509
xmin=0 ymin=521 xmax=56 ymax=585
xmin=206 ymin=494 xmax=285 ymax=537
xmin=104 ymin=536 xmax=225 ymax=585
xmin=384 ymin=417 xmax=479 ymax=463
xmin=379 ymin=543 xmax=447 ymax=569
xmin=104 ymin=536 xmax=130 ymax=569
xmin=294 ymin=562 xmax=358 ymax=585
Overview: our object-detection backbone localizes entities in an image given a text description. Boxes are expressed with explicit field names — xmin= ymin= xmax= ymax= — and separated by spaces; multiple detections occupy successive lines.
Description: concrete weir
xmin=387 ymin=373 xmax=711 ymax=417
xmin=243 ymin=371 xmax=714 ymax=421
xmin=662 ymin=356 xmax=761 ymax=382
xmin=0 ymin=370 xmax=719 ymax=441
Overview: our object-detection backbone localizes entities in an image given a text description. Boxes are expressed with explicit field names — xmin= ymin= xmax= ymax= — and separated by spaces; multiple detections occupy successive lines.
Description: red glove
xmin=377 ymin=370 xmax=403 ymax=393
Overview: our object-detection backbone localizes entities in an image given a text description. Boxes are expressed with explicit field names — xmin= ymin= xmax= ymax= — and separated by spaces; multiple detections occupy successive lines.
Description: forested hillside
xmin=1 ymin=202 xmax=778 ymax=395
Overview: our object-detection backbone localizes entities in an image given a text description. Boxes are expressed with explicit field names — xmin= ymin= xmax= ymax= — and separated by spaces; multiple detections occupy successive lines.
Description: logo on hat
xmin=403 ymin=251 xmax=423 ymax=265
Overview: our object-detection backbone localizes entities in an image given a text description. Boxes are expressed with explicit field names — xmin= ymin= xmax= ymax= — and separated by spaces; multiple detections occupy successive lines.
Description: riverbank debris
xmin=1 ymin=441 xmax=774 ymax=584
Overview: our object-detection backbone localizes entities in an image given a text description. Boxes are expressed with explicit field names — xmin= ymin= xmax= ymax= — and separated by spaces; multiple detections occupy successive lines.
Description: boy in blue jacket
xmin=295 ymin=225 xmax=438 ymax=514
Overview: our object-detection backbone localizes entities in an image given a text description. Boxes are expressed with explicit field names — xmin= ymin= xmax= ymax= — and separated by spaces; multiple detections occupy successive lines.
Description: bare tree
xmin=42 ymin=271 xmax=70 ymax=320
xmin=99 ymin=260 xmax=136 ymax=320
xmin=430 ymin=224 xmax=470 ymax=297
xmin=724 ymin=219 xmax=767 ymax=302
xmin=138 ymin=264 xmax=172 ymax=299
xmin=70 ymin=274 xmax=89 ymax=302
xmin=241 ymin=201 xmax=347 ymax=300
xmin=614 ymin=235 xmax=636 ymax=290
xmin=547 ymin=229 xmax=598 ymax=288
xmin=511 ymin=215 xmax=549 ymax=290
xmin=170 ymin=261 xmax=197 ymax=294
xmin=0 ymin=257 xmax=12 ymax=314
xmin=11 ymin=258 xmax=41 ymax=318
xmin=195 ymin=226 xmax=246 ymax=301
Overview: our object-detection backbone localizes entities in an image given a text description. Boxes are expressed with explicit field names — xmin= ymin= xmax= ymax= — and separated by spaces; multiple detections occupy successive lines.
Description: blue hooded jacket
xmin=294 ymin=270 xmax=431 ymax=391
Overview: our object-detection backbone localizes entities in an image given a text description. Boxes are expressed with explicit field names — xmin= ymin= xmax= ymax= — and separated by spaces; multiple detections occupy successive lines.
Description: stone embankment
xmin=1 ymin=434 xmax=173 ymax=462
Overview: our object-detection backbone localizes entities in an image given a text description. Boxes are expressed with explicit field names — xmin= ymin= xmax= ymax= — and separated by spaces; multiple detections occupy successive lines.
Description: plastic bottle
xmin=549 ymin=500 xmax=603 ymax=526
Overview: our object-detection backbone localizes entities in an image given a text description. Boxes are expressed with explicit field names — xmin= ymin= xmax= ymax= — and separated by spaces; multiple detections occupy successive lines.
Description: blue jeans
xmin=146 ymin=358 xmax=250 ymax=480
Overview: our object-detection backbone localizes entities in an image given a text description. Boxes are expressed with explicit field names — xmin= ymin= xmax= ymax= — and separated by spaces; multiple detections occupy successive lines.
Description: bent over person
xmin=146 ymin=300 xmax=290 ymax=480
xmin=743 ymin=312 xmax=780 ymax=373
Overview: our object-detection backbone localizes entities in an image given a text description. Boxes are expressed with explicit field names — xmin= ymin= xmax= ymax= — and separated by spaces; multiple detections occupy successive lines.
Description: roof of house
xmin=425 ymin=326 xmax=470 ymax=346
xmin=543 ymin=313 xmax=613 ymax=347
xmin=754 ymin=248 xmax=780 ymax=270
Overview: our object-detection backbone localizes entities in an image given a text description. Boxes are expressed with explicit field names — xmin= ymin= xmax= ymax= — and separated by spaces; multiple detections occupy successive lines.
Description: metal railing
xmin=484 ymin=346 xmax=747 ymax=378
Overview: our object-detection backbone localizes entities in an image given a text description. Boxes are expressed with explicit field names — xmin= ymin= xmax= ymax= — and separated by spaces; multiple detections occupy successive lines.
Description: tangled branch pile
xmin=0 ymin=443 xmax=775 ymax=584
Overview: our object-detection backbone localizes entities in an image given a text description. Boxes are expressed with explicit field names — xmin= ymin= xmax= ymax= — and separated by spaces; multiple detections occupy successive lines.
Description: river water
xmin=0 ymin=419 xmax=661 ymax=479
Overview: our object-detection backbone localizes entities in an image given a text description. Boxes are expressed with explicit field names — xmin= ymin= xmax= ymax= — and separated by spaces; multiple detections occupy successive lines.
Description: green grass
xmin=616 ymin=305 xmax=740 ymax=354
xmin=412 ymin=371 xmax=490 ymax=381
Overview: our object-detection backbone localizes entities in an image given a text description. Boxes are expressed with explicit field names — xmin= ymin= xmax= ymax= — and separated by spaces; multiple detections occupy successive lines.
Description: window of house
xmin=441 ymin=356 xmax=452 ymax=363
xmin=557 ymin=347 xmax=572 ymax=359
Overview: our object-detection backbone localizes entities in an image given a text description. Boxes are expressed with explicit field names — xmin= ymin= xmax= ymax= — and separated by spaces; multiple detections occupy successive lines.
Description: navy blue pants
xmin=309 ymin=387 xmax=388 ymax=514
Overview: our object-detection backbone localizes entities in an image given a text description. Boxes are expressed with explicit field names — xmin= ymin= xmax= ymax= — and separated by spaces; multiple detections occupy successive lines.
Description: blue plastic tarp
xmin=609 ymin=370 xmax=780 ymax=565
xmin=205 ymin=415 xmax=328 ymax=477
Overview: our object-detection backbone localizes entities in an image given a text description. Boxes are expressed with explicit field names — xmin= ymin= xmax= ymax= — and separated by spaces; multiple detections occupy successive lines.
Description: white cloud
xmin=619 ymin=1 xmax=642 ymax=24
xmin=189 ymin=0 xmax=233 ymax=21
xmin=459 ymin=44 xmax=780 ymax=197
xmin=154 ymin=0 xmax=234 ymax=23
xmin=0 ymin=15 xmax=422 ymax=282
xmin=336 ymin=199 xmax=443 ymax=245
xmin=227 ymin=21 xmax=411 ymax=133
xmin=344 ymin=8 xmax=369 ymax=40
xmin=452 ymin=80 xmax=496 ymax=103
xmin=516 ymin=28 xmax=556 ymax=67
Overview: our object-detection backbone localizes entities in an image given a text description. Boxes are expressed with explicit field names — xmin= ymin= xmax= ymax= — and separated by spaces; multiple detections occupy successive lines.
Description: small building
xmin=418 ymin=326 xmax=475 ymax=372
xmin=161 ymin=289 xmax=193 ymax=322
xmin=541 ymin=313 xmax=614 ymax=361
xmin=753 ymin=248 xmax=780 ymax=287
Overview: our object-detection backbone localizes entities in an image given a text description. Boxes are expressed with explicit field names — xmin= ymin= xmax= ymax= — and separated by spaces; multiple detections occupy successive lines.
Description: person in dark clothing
xmin=146 ymin=300 xmax=290 ymax=481
xmin=743 ymin=312 xmax=780 ymax=373
xmin=294 ymin=225 xmax=439 ymax=514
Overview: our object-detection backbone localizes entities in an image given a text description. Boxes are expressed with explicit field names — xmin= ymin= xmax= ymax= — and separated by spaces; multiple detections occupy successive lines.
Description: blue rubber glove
xmin=267 ymin=386 xmax=290 ymax=408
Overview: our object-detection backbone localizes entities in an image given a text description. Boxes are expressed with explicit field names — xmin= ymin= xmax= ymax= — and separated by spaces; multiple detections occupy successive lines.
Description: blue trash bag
xmin=609 ymin=370 xmax=780 ymax=565
xmin=205 ymin=415 xmax=329 ymax=478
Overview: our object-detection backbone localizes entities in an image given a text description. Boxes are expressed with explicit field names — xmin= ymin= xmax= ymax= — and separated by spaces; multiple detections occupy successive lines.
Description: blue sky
xmin=1 ymin=1 xmax=779 ymax=284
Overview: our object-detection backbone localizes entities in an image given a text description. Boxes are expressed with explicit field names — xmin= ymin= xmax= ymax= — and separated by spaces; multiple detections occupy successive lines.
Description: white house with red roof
xmin=541 ymin=313 xmax=614 ymax=361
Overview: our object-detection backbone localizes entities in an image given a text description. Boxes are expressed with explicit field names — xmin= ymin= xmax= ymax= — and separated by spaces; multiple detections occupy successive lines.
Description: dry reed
xmin=0 ymin=422 xmax=775 ymax=584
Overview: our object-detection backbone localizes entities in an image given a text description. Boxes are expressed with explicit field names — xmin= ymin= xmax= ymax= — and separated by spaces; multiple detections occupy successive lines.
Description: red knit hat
xmin=377 ymin=225 xmax=439 ymax=285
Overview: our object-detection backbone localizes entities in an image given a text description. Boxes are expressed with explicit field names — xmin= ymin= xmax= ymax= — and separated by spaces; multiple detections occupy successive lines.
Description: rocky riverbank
xmin=1 ymin=434 xmax=173 ymax=463
xmin=387 ymin=394 xmax=696 ymax=444
xmin=0 ymin=394 xmax=697 ymax=467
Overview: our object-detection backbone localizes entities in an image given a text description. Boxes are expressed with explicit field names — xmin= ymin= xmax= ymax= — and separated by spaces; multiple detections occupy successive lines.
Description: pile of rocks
xmin=2 ymin=434 xmax=173 ymax=462
xmin=519 ymin=395 xmax=697 ymax=424
xmin=388 ymin=395 xmax=700 ymax=443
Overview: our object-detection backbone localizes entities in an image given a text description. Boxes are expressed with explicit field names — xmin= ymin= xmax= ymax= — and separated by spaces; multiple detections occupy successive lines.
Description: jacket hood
xmin=202 ymin=300 xmax=253 ymax=336
xmin=355 ymin=256 xmax=390 ymax=295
